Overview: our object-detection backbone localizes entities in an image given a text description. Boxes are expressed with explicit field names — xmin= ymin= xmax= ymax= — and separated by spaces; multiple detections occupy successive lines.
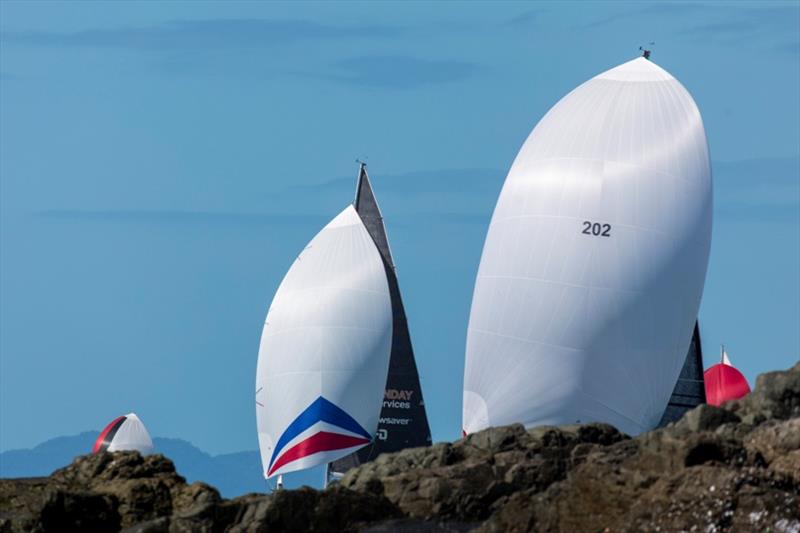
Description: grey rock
xmin=726 ymin=361 xmax=800 ymax=420
xmin=1 ymin=362 xmax=797 ymax=532
xmin=673 ymin=403 xmax=741 ymax=434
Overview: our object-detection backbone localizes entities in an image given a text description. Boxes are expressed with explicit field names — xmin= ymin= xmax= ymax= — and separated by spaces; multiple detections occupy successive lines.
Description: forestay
xmin=256 ymin=205 xmax=393 ymax=478
xmin=463 ymin=57 xmax=713 ymax=436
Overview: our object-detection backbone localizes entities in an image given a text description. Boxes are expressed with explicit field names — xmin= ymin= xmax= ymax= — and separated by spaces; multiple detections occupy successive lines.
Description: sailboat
xmin=658 ymin=321 xmax=706 ymax=426
xmin=255 ymin=197 xmax=392 ymax=482
xmin=328 ymin=164 xmax=432 ymax=480
xmin=255 ymin=163 xmax=431 ymax=485
xmin=463 ymin=54 xmax=713 ymax=436
xmin=704 ymin=346 xmax=750 ymax=406
xmin=92 ymin=413 xmax=154 ymax=454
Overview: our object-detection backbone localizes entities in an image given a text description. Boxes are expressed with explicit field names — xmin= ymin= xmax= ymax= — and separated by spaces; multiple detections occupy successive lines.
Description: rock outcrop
xmin=1 ymin=362 xmax=798 ymax=532
xmin=0 ymin=452 xmax=400 ymax=532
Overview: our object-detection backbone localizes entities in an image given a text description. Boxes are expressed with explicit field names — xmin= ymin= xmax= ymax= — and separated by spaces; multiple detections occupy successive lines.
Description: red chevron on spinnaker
xmin=268 ymin=431 xmax=370 ymax=477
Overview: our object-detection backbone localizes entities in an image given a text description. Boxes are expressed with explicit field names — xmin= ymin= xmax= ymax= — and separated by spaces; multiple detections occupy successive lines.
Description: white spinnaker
xmin=107 ymin=413 xmax=154 ymax=454
xmin=256 ymin=205 xmax=393 ymax=478
xmin=463 ymin=57 xmax=712 ymax=436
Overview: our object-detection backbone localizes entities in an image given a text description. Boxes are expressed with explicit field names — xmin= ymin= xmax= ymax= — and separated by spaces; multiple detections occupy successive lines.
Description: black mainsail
xmin=658 ymin=321 xmax=706 ymax=426
xmin=329 ymin=164 xmax=432 ymax=475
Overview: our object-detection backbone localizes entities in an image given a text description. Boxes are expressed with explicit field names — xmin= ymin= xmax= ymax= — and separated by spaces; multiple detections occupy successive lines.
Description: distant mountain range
xmin=0 ymin=432 xmax=323 ymax=496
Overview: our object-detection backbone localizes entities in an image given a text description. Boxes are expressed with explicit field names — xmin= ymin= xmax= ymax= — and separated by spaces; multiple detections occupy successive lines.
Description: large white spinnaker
xmin=463 ymin=57 xmax=712 ymax=436
xmin=256 ymin=205 xmax=393 ymax=478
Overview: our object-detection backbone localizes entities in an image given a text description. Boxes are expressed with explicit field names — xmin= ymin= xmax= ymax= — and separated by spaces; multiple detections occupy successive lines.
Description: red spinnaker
xmin=92 ymin=415 xmax=126 ymax=454
xmin=704 ymin=364 xmax=750 ymax=407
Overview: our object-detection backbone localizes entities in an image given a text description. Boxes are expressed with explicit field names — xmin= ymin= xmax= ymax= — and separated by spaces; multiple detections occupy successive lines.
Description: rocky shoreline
xmin=1 ymin=362 xmax=797 ymax=532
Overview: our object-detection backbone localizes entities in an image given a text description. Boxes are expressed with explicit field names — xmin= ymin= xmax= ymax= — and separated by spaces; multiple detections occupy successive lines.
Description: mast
xmin=328 ymin=163 xmax=432 ymax=477
xmin=657 ymin=321 xmax=707 ymax=426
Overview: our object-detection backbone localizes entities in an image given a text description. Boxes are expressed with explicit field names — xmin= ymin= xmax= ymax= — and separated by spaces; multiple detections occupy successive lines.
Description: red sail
xmin=92 ymin=415 xmax=126 ymax=454
xmin=704 ymin=364 xmax=750 ymax=406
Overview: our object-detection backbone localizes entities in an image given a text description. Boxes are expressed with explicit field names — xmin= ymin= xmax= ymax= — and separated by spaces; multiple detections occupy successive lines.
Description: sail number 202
xmin=581 ymin=221 xmax=611 ymax=237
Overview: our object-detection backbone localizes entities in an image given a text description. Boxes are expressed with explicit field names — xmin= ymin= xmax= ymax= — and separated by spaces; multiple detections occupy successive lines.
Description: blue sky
xmin=1 ymin=1 xmax=798 ymax=456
